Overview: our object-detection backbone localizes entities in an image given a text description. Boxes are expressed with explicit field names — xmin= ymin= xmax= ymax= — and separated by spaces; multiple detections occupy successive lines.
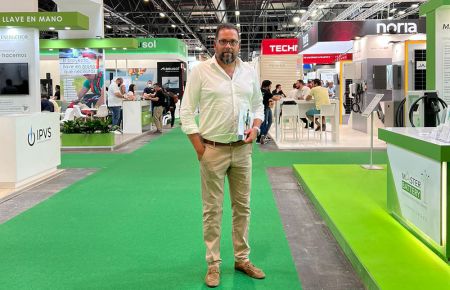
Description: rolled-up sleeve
xmin=251 ymin=69 xmax=264 ymax=121
xmin=180 ymin=66 xmax=201 ymax=135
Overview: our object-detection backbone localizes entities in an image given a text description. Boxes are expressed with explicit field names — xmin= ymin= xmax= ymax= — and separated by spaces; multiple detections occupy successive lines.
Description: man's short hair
xmin=261 ymin=80 xmax=272 ymax=88
xmin=116 ymin=77 xmax=123 ymax=82
xmin=298 ymin=80 xmax=305 ymax=85
xmin=215 ymin=23 xmax=239 ymax=40
xmin=153 ymin=83 xmax=161 ymax=87
xmin=275 ymin=84 xmax=281 ymax=89
xmin=313 ymin=79 xmax=321 ymax=86
xmin=293 ymin=83 xmax=297 ymax=89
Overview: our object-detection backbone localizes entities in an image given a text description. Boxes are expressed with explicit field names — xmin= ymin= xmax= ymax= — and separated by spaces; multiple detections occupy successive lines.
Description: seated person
xmin=306 ymin=78 xmax=330 ymax=131
xmin=41 ymin=94 xmax=54 ymax=112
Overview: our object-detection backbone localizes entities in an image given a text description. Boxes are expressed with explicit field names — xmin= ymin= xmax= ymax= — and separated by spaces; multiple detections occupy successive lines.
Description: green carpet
xmin=0 ymin=129 xmax=303 ymax=289
xmin=294 ymin=164 xmax=450 ymax=290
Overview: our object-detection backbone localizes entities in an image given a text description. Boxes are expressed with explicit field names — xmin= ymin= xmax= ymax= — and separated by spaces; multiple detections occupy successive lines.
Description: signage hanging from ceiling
xmin=0 ymin=12 xmax=89 ymax=30
xmin=302 ymin=53 xmax=353 ymax=64
xmin=261 ymin=38 xmax=299 ymax=55
xmin=299 ymin=19 xmax=426 ymax=52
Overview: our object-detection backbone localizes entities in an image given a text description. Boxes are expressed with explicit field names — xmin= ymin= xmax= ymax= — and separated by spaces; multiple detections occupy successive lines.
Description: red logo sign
xmin=261 ymin=39 xmax=299 ymax=55
xmin=302 ymin=53 xmax=352 ymax=64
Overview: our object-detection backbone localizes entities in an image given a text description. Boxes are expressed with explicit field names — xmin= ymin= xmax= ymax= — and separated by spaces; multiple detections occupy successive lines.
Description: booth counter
xmin=123 ymin=100 xmax=151 ymax=134
xmin=379 ymin=127 xmax=449 ymax=262
xmin=0 ymin=113 xmax=61 ymax=189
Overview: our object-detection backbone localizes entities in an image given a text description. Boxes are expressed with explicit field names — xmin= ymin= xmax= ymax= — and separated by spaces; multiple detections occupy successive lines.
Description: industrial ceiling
xmin=39 ymin=0 xmax=426 ymax=60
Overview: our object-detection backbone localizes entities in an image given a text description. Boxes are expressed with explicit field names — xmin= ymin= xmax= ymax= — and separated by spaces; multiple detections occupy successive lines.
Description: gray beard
xmin=219 ymin=52 xmax=236 ymax=64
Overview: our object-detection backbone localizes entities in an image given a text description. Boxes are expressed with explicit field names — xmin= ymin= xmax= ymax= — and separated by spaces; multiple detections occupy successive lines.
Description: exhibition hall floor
xmin=272 ymin=124 xmax=387 ymax=150
xmin=0 ymin=128 xmax=392 ymax=289
xmin=295 ymin=165 xmax=450 ymax=289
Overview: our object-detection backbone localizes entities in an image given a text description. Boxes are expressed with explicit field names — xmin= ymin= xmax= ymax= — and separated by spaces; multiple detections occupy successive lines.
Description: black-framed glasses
xmin=217 ymin=39 xmax=240 ymax=47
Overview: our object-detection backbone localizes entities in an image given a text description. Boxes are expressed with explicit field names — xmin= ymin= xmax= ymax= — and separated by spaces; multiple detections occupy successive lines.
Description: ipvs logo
xmin=27 ymin=126 xmax=52 ymax=146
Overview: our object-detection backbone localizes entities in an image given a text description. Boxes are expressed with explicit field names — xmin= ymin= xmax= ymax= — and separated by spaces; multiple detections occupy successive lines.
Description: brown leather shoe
xmin=234 ymin=260 xmax=265 ymax=279
xmin=205 ymin=265 xmax=220 ymax=287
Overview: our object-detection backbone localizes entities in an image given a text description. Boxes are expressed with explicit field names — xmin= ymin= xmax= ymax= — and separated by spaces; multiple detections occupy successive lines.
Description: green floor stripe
xmin=294 ymin=164 xmax=450 ymax=290
xmin=0 ymin=128 xmax=300 ymax=289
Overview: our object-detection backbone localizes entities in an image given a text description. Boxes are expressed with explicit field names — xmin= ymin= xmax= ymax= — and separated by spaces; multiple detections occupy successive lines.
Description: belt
xmin=203 ymin=139 xmax=246 ymax=147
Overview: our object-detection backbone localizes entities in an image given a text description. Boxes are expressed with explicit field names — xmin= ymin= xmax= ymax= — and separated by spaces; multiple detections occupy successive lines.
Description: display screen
xmin=0 ymin=63 xmax=29 ymax=95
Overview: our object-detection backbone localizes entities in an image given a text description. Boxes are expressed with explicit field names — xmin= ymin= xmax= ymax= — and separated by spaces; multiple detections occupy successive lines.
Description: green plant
xmin=60 ymin=118 xmax=113 ymax=134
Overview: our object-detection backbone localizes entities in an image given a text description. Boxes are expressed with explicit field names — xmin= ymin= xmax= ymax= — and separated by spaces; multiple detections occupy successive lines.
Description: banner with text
xmin=261 ymin=38 xmax=299 ymax=55
xmin=59 ymin=48 xmax=105 ymax=106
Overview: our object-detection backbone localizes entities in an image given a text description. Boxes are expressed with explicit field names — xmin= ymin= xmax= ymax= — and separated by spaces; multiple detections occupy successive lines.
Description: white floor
xmin=271 ymin=124 xmax=387 ymax=150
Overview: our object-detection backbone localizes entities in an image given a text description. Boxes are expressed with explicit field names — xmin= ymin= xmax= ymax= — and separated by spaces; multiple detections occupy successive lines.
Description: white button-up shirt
xmin=180 ymin=56 xmax=264 ymax=143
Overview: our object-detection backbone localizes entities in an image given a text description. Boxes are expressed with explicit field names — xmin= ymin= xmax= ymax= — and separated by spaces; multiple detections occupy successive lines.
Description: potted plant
xmin=61 ymin=119 xmax=115 ymax=147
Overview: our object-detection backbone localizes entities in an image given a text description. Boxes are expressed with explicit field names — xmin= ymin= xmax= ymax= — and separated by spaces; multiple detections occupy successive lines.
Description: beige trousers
xmin=153 ymin=106 xmax=164 ymax=131
xmin=200 ymin=142 xmax=253 ymax=265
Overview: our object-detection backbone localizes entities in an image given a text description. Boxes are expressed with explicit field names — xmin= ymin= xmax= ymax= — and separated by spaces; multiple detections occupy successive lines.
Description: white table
xmin=274 ymin=99 xmax=340 ymax=142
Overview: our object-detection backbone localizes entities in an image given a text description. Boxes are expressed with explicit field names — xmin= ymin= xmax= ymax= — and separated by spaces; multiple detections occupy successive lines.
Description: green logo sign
xmin=401 ymin=173 xmax=422 ymax=200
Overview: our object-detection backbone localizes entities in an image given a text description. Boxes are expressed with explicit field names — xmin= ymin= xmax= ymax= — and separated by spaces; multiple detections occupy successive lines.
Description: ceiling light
xmin=70 ymin=48 xmax=74 ymax=50
xmin=354 ymin=36 xmax=360 ymax=40
xmin=123 ymin=47 xmax=127 ymax=50
xmin=311 ymin=11 xmax=317 ymax=17
xmin=398 ymin=10 xmax=406 ymax=15
xmin=49 ymin=27 xmax=55 ymax=31
xmin=85 ymin=47 xmax=89 ymax=50
xmin=171 ymin=24 xmax=176 ymax=28
xmin=299 ymin=9 xmax=306 ymax=14
xmin=388 ymin=16 xmax=394 ymax=20
xmin=235 ymin=11 xmax=240 ymax=16
xmin=49 ymin=48 xmax=53 ymax=51
xmin=160 ymin=12 xmax=165 ymax=17
xmin=65 ymin=27 xmax=71 ymax=30
xmin=144 ymin=0 xmax=149 ymax=2
xmin=390 ymin=8 xmax=397 ymax=13
xmin=181 ymin=33 xmax=185 ymax=36
xmin=236 ymin=23 xmax=241 ymax=27
xmin=196 ymin=46 xmax=202 ymax=51
xmin=411 ymin=4 xmax=419 ymax=8
xmin=6 ymin=26 xmax=13 ymax=29
xmin=112 ymin=47 xmax=117 ymax=50
xmin=293 ymin=16 xmax=300 ymax=23
xmin=318 ymin=5 xmax=325 ymax=9
xmin=106 ymin=24 xmax=112 ymax=29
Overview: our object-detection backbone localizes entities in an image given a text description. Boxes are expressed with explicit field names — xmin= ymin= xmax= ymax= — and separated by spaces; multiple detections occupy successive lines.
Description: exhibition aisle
xmin=0 ymin=128 xmax=300 ymax=289
xmin=294 ymin=164 xmax=450 ymax=289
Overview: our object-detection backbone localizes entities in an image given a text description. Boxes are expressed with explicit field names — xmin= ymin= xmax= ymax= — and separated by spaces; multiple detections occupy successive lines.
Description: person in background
xmin=259 ymin=80 xmax=280 ymax=144
xmin=180 ymin=23 xmax=265 ymax=288
xmin=41 ymin=94 xmax=54 ymax=112
xmin=146 ymin=83 xmax=165 ymax=133
xmin=107 ymin=77 xmax=125 ymax=130
xmin=306 ymin=78 xmax=331 ymax=131
xmin=53 ymin=85 xmax=61 ymax=100
xmin=286 ymin=83 xmax=298 ymax=100
xmin=307 ymin=79 xmax=313 ymax=89
xmin=127 ymin=84 xmax=136 ymax=101
xmin=327 ymin=81 xmax=336 ymax=99
xmin=297 ymin=80 xmax=312 ymax=128
xmin=77 ymin=73 xmax=105 ymax=107
xmin=271 ymin=84 xmax=285 ymax=98
xmin=168 ymin=91 xmax=178 ymax=128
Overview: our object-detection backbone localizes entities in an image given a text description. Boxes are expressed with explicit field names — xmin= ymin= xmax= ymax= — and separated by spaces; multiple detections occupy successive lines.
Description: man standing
xmin=306 ymin=78 xmax=331 ymax=131
xmin=146 ymin=83 xmax=165 ymax=133
xmin=327 ymin=81 xmax=336 ymax=99
xmin=107 ymin=77 xmax=125 ymax=129
xmin=180 ymin=23 xmax=265 ymax=288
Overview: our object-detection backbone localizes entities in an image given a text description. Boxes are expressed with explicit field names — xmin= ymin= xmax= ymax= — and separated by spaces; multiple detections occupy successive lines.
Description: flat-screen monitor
xmin=0 ymin=63 xmax=29 ymax=95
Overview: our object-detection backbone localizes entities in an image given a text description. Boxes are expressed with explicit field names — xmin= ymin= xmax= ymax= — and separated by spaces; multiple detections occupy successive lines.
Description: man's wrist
xmin=252 ymin=126 xmax=261 ymax=134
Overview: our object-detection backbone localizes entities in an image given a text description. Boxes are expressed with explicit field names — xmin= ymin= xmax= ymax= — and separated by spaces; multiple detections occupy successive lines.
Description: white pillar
xmin=54 ymin=0 xmax=104 ymax=39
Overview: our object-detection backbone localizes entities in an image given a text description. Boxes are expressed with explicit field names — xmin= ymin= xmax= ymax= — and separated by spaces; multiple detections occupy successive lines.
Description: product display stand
xmin=361 ymin=94 xmax=384 ymax=170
